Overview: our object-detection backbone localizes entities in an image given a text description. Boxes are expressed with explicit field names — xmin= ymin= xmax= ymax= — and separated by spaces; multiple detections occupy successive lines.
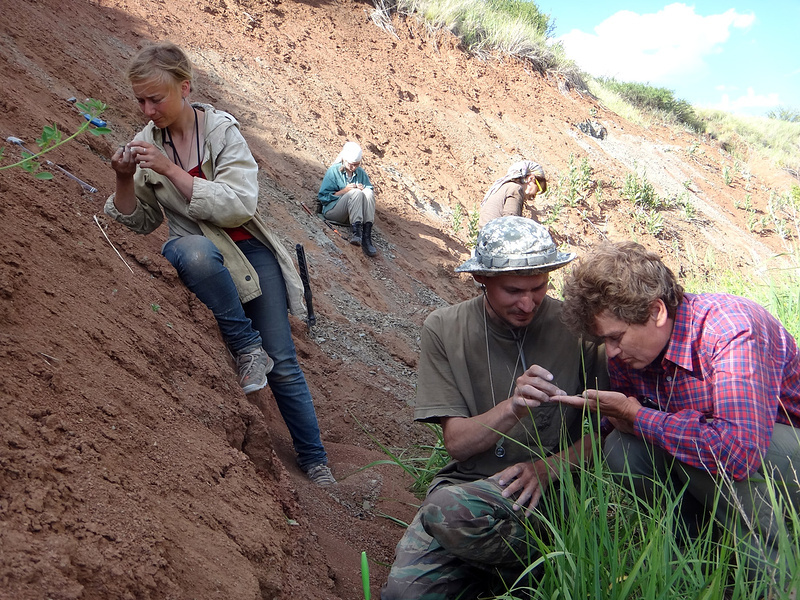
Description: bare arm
xmin=441 ymin=364 xmax=567 ymax=461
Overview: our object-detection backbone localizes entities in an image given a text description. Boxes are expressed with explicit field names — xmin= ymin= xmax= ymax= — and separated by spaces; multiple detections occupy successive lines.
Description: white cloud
xmin=707 ymin=87 xmax=781 ymax=114
xmin=556 ymin=3 xmax=754 ymax=84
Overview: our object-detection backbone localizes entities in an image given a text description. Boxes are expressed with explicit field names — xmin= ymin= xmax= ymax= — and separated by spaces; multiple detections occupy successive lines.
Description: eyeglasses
xmin=534 ymin=177 xmax=544 ymax=194
xmin=638 ymin=395 xmax=662 ymax=411
xmin=346 ymin=161 xmax=361 ymax=168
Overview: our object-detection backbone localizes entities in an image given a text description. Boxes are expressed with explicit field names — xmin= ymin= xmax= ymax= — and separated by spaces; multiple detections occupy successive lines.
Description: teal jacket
xmin=317 ymin=162 xmax=373 ymax=216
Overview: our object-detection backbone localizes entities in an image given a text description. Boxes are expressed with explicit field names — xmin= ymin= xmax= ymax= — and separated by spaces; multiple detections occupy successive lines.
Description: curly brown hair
xmin=126 ymin=41 xmax=194 ymax=91
xmin=560 ymin=241 xmax=684 ymax=336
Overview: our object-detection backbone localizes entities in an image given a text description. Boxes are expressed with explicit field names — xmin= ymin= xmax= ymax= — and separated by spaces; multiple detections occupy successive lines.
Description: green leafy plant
xmin=0 ymin=99 xmax=110 ymax=178
xmin=722 ymin=165 xmax=733 ymax=186
xmin=681 ymin=199 xmax=697 ymax=222
xmin=622 ymin=169 xmax=666 ymax=210
xmin=467 ymin=208 xmax=481 ymax=249
xmin=452 ymin=203 xmax=464 ymax=234
xmin=542 ymin=197 xmax=563 ymax=225
xmin=554 ymin=154 xmax=594 ymax=208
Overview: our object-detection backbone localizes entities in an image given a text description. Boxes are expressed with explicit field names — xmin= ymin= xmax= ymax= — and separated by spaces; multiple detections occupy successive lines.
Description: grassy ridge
xmin=375 ymin=0 xmax=800 ymax=171
xmin=378 ymin=0 xmax=583 ymax=85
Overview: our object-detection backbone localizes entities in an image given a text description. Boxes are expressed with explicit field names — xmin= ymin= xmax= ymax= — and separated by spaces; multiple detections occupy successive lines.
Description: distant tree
xmin=766 ymin=106 xmax=800 ymax=123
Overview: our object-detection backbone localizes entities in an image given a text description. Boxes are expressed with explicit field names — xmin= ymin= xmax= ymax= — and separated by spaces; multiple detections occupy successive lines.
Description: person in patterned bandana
xmin=382 ymin=216 xmax=608 ymax=600
xmin=555 ymin=240 xmax=800 ymax=585
xmin=479 ymin=160 xmax=547 ymax=228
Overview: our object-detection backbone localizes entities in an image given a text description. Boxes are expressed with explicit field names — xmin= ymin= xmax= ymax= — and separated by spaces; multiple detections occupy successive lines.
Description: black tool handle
xmin=295 ymin=244 xmax=317 ymax=328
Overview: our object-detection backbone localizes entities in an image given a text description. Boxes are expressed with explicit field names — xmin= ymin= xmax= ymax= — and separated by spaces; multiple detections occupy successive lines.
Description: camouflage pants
xmin=381 ymin=478 xmax=546 ymax=600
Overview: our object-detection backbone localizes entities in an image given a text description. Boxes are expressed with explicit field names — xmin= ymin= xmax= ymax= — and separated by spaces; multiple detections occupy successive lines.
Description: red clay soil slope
xmin=0 ymin=0 xmax=796 ymax=598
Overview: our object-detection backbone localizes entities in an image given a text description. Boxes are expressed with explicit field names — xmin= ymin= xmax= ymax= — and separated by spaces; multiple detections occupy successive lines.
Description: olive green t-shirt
xmin=415 ymin=294 xmax=607 ymax=486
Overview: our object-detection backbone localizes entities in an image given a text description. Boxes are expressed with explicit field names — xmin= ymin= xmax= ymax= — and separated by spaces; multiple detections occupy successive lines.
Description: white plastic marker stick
xmin=94 ymin=215 xmax=134 ymax=273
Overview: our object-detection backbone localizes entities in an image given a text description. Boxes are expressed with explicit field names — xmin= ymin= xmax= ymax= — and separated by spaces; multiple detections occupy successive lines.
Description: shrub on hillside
xmin=597 ymin=77 xmax=705 ymax=133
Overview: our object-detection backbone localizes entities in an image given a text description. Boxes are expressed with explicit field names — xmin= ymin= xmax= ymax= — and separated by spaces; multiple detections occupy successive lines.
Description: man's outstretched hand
xmin=551 ymin=389 xmax=641 ymax=434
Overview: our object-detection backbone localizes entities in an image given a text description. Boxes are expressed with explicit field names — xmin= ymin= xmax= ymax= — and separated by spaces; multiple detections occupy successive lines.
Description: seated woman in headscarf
xmin=317 ymin=141 xmax=378 ymax=257
xmin=478 ymin=160 xmax=547 ymax=228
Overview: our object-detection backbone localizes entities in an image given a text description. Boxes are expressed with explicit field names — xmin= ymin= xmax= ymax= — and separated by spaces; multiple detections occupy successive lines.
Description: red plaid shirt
xmin=610 ymin=293 xmax=800 ymax=481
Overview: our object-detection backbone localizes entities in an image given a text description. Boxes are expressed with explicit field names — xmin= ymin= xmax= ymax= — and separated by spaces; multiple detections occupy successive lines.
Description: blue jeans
xmin=163 ymin=235 xmax=327 ymax=470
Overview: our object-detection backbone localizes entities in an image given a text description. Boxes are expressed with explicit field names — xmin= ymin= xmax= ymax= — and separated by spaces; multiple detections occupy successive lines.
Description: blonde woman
xmin=106 ymin=42 xmax=334 ymax=485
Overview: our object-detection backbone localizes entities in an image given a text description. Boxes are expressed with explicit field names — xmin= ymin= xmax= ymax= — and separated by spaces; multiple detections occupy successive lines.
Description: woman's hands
xmin=338 ymin=182 xmax=364 ymax=195
xmin=112 ymin=142 xmax=181 ymax=178
xmin=111 ymin=145 xmax=138 ymax=178
xmin=110 ymin=141 xmax=194 ymax=209
xmin=134 ymin=142 xmax=177 ymax=176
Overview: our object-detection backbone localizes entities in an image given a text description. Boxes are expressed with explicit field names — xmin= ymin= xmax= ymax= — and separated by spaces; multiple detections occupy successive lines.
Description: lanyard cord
xmin=163 ymin=106 xmax=200 ymax=171
xmin=483 ymin=289 xmax=528 ymax=457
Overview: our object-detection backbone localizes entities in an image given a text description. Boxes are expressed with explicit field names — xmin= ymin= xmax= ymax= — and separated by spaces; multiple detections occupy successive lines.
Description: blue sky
xmin=536 ymin=1 xmax=800 ymax=116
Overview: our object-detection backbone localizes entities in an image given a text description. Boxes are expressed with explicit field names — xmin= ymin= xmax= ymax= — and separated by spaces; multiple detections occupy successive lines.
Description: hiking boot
xmin=235 ymin=346 xmax=274 ymax=394
xmin=349 ymin=221 xmax=363 ymax=246
xmin=362 ymin=221 xmax=377 ymax=257
xmin=306 ymin=463 xmax=336 ymax=486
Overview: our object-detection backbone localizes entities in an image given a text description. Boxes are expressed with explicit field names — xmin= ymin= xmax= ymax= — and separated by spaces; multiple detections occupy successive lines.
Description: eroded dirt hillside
xmin=1 ymin=0 xmax=797 ymax=598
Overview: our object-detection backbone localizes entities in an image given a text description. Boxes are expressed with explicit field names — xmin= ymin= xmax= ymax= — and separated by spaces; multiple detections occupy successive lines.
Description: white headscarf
xmin=334 ymin=141 xmax=363 ymax=165
xmin=481 ymin=160 xmax=546 ymax=206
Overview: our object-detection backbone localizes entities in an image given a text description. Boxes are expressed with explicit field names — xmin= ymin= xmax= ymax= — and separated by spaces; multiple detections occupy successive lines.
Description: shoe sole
xmin=242 ymin=378 xmax=268 ymax=395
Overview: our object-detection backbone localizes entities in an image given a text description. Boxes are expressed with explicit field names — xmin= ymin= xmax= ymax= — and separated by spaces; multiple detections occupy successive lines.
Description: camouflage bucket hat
xmin=456 ymin=216 xmax=575 ymax=276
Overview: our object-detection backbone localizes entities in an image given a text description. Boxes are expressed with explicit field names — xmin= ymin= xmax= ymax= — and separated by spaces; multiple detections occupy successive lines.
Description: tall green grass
xmin=494 ymin=433 xmax=800 ymax=600
xmin=371 ymin=419 xmax=800 ymax=599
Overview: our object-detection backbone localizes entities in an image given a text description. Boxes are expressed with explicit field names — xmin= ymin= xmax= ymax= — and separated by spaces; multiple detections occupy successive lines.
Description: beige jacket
xmin=104 ymin=104 xmax=306 ymax=316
